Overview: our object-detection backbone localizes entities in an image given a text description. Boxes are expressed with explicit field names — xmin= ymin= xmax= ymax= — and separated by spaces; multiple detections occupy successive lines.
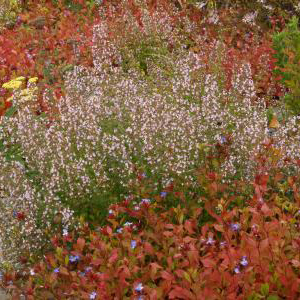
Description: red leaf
xmin=91 ymin=258 xmax=102 ymax=267
xmin=150 ymin=262 xmax=163 ymax=280
xmin=260 ymin=238 xmax=269 ymax=252
xmin=59 ymin=266 xmax=69 ymax=276
xmin=77 ymin=238 xmax=85 ymax=252
xmin=165 ymin=224 xmax=174 ymax=230
xmin=144 ymin=242 xmax=155 ymax=255
xmin=168 ymin=286 xmax=195 ymax=299
xmin=175 ymin=269 xmax=184 ymax=278
xmin=108 ymin=249 xmax=118 ymax=264
xmin=163 ymin=231 xmax=173 ymax=237
xmin=201 ymin=257 xmax=216 ymax=268
xmin=213 ymin=224 xmax=224 ymax=232
xmin=184 ymin=220 xmax=195 ymax=234
xmin=160 ymin=270 xmax=175 ymax=281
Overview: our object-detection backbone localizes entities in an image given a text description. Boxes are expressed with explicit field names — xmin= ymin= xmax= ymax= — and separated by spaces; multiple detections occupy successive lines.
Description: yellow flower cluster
xmin=2 ymin=76 xmax=38 ymax=104
xmin=2 ymin=76 xmax=26 ymax=90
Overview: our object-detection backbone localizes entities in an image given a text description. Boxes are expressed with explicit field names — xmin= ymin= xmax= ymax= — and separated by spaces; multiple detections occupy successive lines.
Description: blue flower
xmin=123 ymin=222 xmax=133 ymax=227
xmin=90 ymin=291 xmax=97 ymax=299
xmin=54 ymin=268 xmax=59 ymax=273
xmin=135 ymin=283 xmax=144 ymax=292
xmin=131 ymin=240 xmax=137 ymax=249
xmin=234 ymin=266 xmax=240 ymax=274
xmin=240 ymin=256 xmax=248 ymax=267
xmin=13 ymin=211 xmax=17 ymax=218
xmin=69 ymin=255 xmax=80 ymax=263
xmin=230 ymin=223 xmax=241 ymax=231
xmin=141 ymin=199 xmax=151 ymax=204
xmin=160 ymin=192 xmax=167 ymax=197
xmin=220 ymin=135 xmax=227 ymax=144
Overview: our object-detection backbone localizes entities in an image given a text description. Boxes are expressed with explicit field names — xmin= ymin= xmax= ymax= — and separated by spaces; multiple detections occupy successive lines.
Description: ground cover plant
xmin=0 ymin=0 xmax=300 ymax=299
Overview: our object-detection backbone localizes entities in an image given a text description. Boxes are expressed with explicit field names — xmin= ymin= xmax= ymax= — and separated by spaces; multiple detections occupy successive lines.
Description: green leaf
xmin=56 ymin=247 xmax=63 ymax=258
xmin=260 ymin=283 xmax=269 ymax=296
xmin=183 ymin=271 xmax=191 ymax=283
xmin=267 ymin=295 xmax=279 ymax=300
xmin=65 ymin=255 xmax=69 ymax=266
xmin=4 ymin=105 xmax=17 ymax=118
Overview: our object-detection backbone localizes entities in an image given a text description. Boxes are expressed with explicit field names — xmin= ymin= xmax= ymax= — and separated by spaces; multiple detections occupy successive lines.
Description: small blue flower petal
xmin=135 ymin=283 xmax=144 ymax=292
xmin=69 ymin=255 xmax=80 ymax=263
xmin=240 ymin=256 xmax=248 ymax=267
xmin=131 ymin=240 xmax=137 ymax=249
xmin=230 ymin=223 xmax=241 ymax=231
xmin=116 ymin=228 xmax=123 ymax=233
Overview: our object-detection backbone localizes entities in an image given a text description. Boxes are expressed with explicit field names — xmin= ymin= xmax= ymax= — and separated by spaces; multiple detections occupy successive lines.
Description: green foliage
xmin=272 ymin=16 xmax=300 ymax=116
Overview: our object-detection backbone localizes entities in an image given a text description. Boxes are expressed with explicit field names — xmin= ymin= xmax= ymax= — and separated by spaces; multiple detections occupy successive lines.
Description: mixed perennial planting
xmin=0 ymin=0 xmax=299 ymax=298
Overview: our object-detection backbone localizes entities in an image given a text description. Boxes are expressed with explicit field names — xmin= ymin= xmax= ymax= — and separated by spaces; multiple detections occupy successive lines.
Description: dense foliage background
xmin=0 ymin=0 xmax=299 ymax=299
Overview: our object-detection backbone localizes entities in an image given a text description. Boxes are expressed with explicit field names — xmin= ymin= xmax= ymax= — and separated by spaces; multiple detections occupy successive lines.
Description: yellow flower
xmin=14 ymin=76 xmax=26 ymax=81
xmin=2 ymin=77 xmax=26 ymax=90
xmin=28 ymin=77 xmax=38 ymax=83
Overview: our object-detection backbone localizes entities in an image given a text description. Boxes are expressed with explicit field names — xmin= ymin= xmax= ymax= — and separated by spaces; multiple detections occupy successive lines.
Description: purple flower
xmin=206 ymin=237 xmax=215 ymax=245
xmin=90 ymin=291 xmax=97 ymax=299
xmin=220 ymin=241 xmax=226 ymax=247
xmin=160 ymin=192 xmax=167 ymax=197
xmin=131 ymin=240 xmax=137 ymax=249
xmin=230 ymin=223 xmax=241 ymax=231
xmin=135 ymin=283 xmax=144 ymax=292
xmin=13 ymin=211 xmax=17 ymax=218
xmin=54 ymin=268 xmax=59 ymax=273
xmin=69 ymin=255 xmax=80 ymax=263
xmin=240 ymin=256 xmax=248 ymax=267
xmin=234 ymin=266 xmax=240 ymax=274
xmin=85 ymin=267 xmax=92 ymax=273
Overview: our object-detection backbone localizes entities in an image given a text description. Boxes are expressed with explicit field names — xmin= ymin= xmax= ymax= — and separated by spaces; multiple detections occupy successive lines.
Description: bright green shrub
xmin=272 ymin=16 xmax=300 ymax=116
